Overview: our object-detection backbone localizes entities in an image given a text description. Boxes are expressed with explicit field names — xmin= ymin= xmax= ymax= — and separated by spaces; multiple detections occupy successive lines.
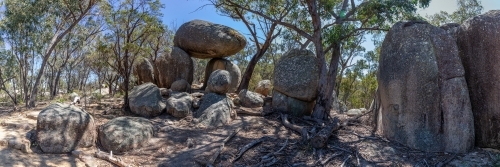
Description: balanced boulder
xmin=98 ymin=117 xmax=153 ymax=154
xmin=156 ymin=47 xmax=194 ymax=88
xmin=202 ymin=58 xmax=241 ymax=93
xmin=238 ymin=89 xmax=264 ymax=108
xmin=129 ymin=83 xmax=166 ymax=117
xmin=174 ymin=20 xmax=246 ymax=59
xmin=457 ymin=10 xmax=500 ymax=149
xmin=36 ymin=103 xmax=96 ymax=153
xmin=194 ymin=93 xmax=234 ymax=127
xmin=166 ymin=92 xmax=193 ymax=118
xmin=133 ymin=57 xmax=155 ymax=84
xmin=254 ymin=80 xmax=271 ymax=97
xmin=377 ymin=21 xmax=474 ymax=153
xmin=273 ymin=49 xmax=319 ymax=102
xmin=206 ymin=70 xmax=231 ymax=94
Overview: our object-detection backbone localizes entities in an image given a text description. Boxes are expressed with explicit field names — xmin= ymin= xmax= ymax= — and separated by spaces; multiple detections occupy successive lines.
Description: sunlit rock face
xmin=457 ymin=10 xmax=500 ymax=149
xmin=174 ymin=19 xmax=247 ymax=59
xmin=377 ymin=21 xmax=474 ymax=153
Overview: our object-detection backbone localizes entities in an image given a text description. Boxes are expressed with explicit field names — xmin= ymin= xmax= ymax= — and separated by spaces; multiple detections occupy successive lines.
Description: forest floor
xmin=0 ymin=96 xmax=499 ymax=167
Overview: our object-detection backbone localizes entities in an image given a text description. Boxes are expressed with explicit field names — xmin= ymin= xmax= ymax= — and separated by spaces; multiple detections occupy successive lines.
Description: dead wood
xmin=310 ymin=117 xmax=340 ymax=148
xmin=254 ymin=138 xmax=288 ymax=167
xmin=95 ymin=150 xmax=129 ymax=167
xmin=436 ymin=154 xmax=458 ymax=167
xmin=233 ymin=136 xmax=267 ymax=162
xmin=316 ymin=152 xmax=342 ymax=166
xmin=208 ymin=128 xmax=240 ymax=164
xmin=235 ymin=107 xmax=263 ymax=116
xmin=281 ymin=114 xmax=308 ymax=142
xmin=72 ymin=150 xmax=97 ymax=167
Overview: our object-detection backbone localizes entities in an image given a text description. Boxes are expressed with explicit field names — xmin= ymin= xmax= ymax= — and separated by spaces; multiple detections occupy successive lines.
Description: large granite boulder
xmin=377 ymin=21 xmax=474 ymax=153
xmin=273 ymin=49 xmax=319 ymax=101
xmin=254 ymin=80 xmax=271 ymax=97
xmin=166 ymin=92 xmax=193 ymax=118
xmin=202 ymin=58 xmax=241 ymax=93
xmin=238 ymin=89 xmax=264 ymax=108
xmin=206 ymin=70 xmax=231 ymax=95
xmin=98 ymin=117 xmax=153 ymax=154
xmin=194 ymin=93 xmax=234 ymax=127
xmin=129 ymin=83 xmax=166 ymax=117
xmin=272 ymin=90 xmax=315 ymax=117
xmin=36 ymin=103 xmax=96 ymax=153
xmin=133 ymin=57 xmax=155 ymax=84
xmin=174 ymin=20 xmax=247 ymax=59
xmin=457 ymin=10 xmax=500 ymax=149
xmin=156 ymin=47 xmax=194 ymax=88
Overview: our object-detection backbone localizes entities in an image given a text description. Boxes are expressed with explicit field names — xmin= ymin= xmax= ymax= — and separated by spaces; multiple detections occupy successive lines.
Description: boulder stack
xmin=272 ymin=49 xmax=319 ymax=116
xmin=202 ymin=58 xmax=241 ymax=93
xmin=377 ymin=21 xmax=474 ymax=153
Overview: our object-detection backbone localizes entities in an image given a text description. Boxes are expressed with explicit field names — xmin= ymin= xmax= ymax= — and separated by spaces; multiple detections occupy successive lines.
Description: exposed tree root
xmin=233 ymin=136 xmax=267 ymax=162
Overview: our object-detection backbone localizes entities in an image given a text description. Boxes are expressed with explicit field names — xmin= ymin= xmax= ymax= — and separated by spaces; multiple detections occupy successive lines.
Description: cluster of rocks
xmin=133 ymin=19 xmax=245 ymax=93
xmin=375 ymin=10 xmax=500 ymax=153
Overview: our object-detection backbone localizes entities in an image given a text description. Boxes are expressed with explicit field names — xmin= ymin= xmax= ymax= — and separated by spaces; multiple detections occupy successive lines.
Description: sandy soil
xmin=0 ymin=98 xmax=499 ymax=167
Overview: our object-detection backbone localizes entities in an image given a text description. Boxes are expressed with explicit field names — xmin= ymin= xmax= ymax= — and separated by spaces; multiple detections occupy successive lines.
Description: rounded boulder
xmin=98 ymin=117 xmax=154 ymax=154
xmin=129 ymin=83 xmax=166 ymax=117
xmin=202 ymin=58 xmax=241 ymax=93
xmin=174 ymin=20 xmax=247 ymax=59
xmin=36 ymin=103 xmax=96 ymax=153
xmin=206 ymin=70 xmax=231 ymax=94
xmin=273 ymin=49 xmax=319 ymax=102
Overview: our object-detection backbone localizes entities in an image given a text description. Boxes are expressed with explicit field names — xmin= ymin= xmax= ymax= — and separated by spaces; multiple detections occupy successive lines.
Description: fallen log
xmin=310 ymin=117 xmax=340 ymax=148
xmin=95 ymin=150 xmax=129 ymax=167
xmin=235 ymin=107 xmax=263 ymax=116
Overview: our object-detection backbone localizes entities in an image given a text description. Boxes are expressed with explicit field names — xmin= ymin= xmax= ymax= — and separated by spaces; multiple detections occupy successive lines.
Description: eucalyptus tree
xmin=0 ymin=40 xmax=18 ymax=105
xmin=102 ymin=0 xmax=164 ymax=110
xmin=218 ymin=0 xmax=431 ymax=119
xmin=1 ymin=0 xmax=99 ymax=107
xmin=427 ymin=0 xmax=483 ymax=26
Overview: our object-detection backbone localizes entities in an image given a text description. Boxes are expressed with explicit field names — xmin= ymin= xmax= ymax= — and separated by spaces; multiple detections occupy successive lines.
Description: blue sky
xmin=161 ymin=0 xmax=500 ymax=52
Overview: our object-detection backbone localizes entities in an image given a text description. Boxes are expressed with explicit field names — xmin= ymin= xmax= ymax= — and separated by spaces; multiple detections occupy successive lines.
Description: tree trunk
xmin=312 ymin=42 xmax=341 ymax=119
xmin=237 ymin=51 xmax=264 ymax=92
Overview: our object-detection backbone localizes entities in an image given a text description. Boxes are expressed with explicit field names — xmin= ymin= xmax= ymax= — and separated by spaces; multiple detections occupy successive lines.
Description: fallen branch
xmin=341 ymin=155 xmax=351 ymax=167
xmin=316 ymin=152 xmax=342 ymax=166
xmin=254 ymin=138 xmax=288 ymax=167
xmin=95 ymin=150 xmax=129 ymax=167
xmin=281 ymin=114 xmax=308 ymax=142
xmin=209 ymin=128 xmax=240 ymax=164
xmin=329 ymin=146 xmax=353 ymax=154
xmin=233 ymin=136 xmax=267 ymax=162
xmin=436 ymin=154 xmax=458 ymax=167
xmin=310 ymin=117 xmax=341 ymax=148
xmin=235 ymin=107 xmax=263 ymax=116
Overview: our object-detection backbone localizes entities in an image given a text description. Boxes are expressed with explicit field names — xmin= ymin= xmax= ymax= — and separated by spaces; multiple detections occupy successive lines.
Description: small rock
xmin=238 ymin=89 xmax=264 ymax=108
xmin=255 ymin=80 xmax=272 ymax=97
xmin=206 ymin=70 xmax=231 ymax=95
xmin=171 ymin=79 xmax=191 ymax=92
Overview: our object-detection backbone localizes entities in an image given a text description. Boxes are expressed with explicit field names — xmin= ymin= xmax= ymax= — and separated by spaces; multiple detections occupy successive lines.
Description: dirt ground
xmin=0 ymin=97 xmax=499 ymax=167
